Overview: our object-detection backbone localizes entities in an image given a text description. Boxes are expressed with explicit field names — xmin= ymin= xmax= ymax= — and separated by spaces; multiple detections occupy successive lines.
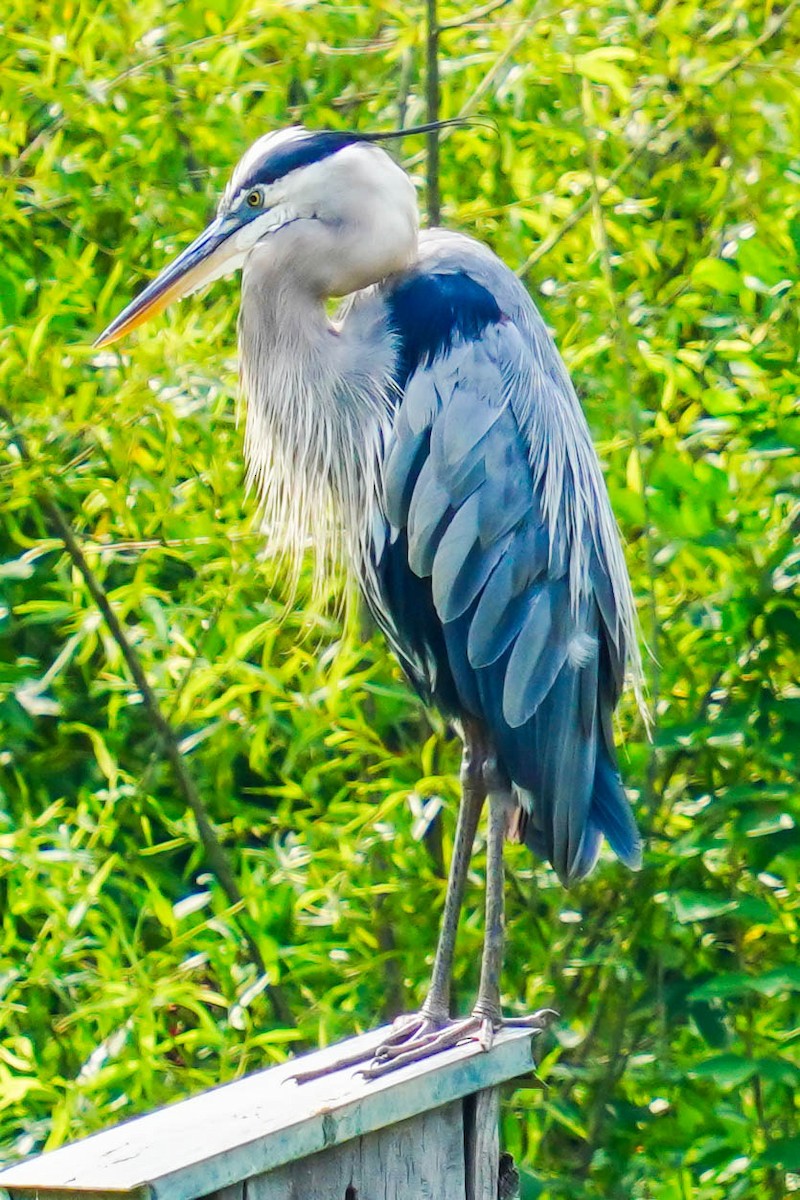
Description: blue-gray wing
xmin=371 ymin=253 xmax=642 ymax=883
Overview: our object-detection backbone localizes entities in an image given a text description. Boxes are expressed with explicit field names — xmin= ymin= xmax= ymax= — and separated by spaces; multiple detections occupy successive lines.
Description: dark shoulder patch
xmin=386 ymin=271 xmax=502 ymax=385
xmin=242 ymin=130 xmax=363 ymax=190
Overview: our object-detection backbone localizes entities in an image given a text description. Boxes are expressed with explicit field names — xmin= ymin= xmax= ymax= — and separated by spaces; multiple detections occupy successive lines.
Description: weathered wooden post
xmin=0 ymin=1027 xmax=537 ymax=1200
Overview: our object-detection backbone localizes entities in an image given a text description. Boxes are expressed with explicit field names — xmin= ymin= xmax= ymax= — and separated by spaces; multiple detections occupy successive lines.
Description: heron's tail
xmin=511 ymin=739 xmax=641 ymax=885
xmin=588 ymin=741 xmax=642 ymax=872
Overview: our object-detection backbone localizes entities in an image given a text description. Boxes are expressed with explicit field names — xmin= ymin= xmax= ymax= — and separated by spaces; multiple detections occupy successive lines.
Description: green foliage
xmin=1 ymin=1 xmax=799 ymax=1197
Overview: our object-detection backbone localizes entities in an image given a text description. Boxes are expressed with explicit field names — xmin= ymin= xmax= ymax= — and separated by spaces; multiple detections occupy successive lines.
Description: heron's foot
xmin=291 ymin=1006 xmax=557 ymax=1085
xmin=360 ymin=1005 xmax=557 ymax=1080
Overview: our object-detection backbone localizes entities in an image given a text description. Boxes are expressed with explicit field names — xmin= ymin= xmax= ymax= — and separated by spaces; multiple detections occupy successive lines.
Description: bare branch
xmin=403 ymin=0 xmax=544 ymax=172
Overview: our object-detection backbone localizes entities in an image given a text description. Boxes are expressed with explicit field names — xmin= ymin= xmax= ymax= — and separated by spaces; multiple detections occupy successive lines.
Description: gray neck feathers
xmin=238 ymin=274 xmax=394 ymax=599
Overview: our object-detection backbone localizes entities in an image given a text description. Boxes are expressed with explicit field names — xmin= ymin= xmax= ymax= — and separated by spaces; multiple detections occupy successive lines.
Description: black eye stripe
xmin=236 ymin=130 xmax=360 ymax=191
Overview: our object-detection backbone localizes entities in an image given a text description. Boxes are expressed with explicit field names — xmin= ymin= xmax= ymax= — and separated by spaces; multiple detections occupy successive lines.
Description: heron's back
xmin=356 ymin=230 xmax=642 ymax=884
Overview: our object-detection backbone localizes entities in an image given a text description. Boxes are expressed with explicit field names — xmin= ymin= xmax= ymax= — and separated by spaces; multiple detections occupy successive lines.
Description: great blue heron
xmin=96 ymin=124 xmax=644 ymax=1079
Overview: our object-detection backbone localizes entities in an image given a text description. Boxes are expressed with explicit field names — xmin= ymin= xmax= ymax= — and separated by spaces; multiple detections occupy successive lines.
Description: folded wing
xmin=370 ymin=250 xmax=642 ymax=884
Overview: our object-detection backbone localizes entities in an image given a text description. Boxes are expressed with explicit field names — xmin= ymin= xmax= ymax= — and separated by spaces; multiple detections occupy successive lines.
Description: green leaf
xmin=572 ymin=48 xmax=635 ymax=101
xmin=0 ymin=557 xmax=36 ymax=581
xmin=690 ymin=966 xmax=800 ymax=1001
xmin=691 ymin=258 xmax=742 ymax=293
xmin=689 ymin=1001 xmax=730 ymax=1049
xmin=671 ymin=891 xmax=737 ymax=923
xmin=755 ymin=1056 xmax=800 ymax=1087
xmin=690 ymin=1054 xmax=757 ymax=1088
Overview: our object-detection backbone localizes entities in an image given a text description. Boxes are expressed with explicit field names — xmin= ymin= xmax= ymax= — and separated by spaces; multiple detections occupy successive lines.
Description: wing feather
xmin=466 ymin=529 xmax=548 ymax=669
xmin=383 ymin=423 xmax=426 ymax=529
xmin=407 ymin=456 xmax=453 ymax=576
xmin=502 ymin=584 xmax=554 ymax=726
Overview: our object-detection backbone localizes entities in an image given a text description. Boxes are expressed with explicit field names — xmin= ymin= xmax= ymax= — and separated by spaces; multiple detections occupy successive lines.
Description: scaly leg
xmin=415 ymin=719 xmax=489 ymax=1024
xmin=467 ymin=772 xmax=556 ymax=1053
xmin=472 ymin=778 xmax=511 ymax=1046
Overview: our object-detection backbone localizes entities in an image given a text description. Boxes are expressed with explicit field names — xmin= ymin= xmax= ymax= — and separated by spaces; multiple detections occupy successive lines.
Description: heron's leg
xmin=293 ymin=734 xmax=555 ymax=1084
xmin=361 ymin=769 xmax=555 ymax=1081
xmin=418 ymin=721 xmax=488 ymax=1023
xmin=471 ymin=774 xmax=512 ymax=1044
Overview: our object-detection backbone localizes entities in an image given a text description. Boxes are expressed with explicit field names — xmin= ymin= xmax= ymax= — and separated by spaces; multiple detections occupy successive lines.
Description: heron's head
xmin=95 ymin=127 xmax=419 ymax=347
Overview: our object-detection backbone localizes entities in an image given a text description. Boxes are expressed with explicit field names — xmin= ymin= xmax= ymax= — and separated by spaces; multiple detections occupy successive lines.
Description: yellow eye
xmin=246 ymin=190 xmax=262 ymax=209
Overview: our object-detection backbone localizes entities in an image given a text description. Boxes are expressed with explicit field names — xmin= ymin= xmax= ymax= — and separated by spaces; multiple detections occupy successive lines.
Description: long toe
xmin=372 ymin=1013 xmax=445 ymax=1061
xmin=293 ymin=1008 xmax=453 ymax=1083
xmin=503 ymin=1007 xmax=559 ymax=1030
xmin=290 ymin=1042 xmax=377 ymax=1084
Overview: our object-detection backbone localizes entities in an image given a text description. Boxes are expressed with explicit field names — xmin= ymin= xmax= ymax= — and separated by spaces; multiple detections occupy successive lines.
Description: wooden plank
xmin=245 ymin=1101 xmax=465 ymax=1199
xmin=0 ymin=1026 xmax=536 ymax=1200
xmin=464 ymin=1088 xmax=500 ymax=1200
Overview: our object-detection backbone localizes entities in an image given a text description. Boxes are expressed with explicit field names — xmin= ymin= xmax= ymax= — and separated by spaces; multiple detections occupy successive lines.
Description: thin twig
xmin=395 ymin=46 xmax=415 ymax=131
xmin=439 ymin=0 xmax=513 ymax=31
xmin=164 ymin=65 xmax=204 ymax=192
xmin=425 ymin=0 xmax=441 ymax=226
xmin=132 ymin=592 xmax=228 ymax=812
xmin=0 ymin=407 xmax=294 ymax=1028
xmin=454 ymin=5 xmax=541 ymax=122
xmin=69 ymin=532 xmax=263 ymax=554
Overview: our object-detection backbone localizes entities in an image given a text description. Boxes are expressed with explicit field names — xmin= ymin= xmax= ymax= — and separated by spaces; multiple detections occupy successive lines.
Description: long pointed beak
xmin=94 ymin=214 xmax=239 ymax=348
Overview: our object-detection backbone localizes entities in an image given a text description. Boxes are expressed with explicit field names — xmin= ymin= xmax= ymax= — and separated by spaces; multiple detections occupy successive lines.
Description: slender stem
xmin=421 ymin=724 xmax=487 ymax=1019
xmin=163 ymin=64 xmax=203 ymax=190
xmin=425 ymin=0 xmax=440 ymax=226
xmin=403 ymin=1 xmax=542 ymax=174
xmin=396 ymin=47 xmax=414 ymax=131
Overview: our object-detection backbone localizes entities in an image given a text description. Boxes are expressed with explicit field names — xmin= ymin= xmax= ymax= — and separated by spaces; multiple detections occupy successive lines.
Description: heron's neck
xmin=238 ymin=273 xmax=394 ymax=594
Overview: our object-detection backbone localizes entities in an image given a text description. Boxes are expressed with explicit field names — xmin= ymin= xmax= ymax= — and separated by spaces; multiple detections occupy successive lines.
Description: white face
xmin=219 ymin=136 xmax=420 ymax=295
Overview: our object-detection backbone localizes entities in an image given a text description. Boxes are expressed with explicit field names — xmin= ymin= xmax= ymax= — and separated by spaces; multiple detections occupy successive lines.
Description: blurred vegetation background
xmin=1 ymin=0 xmax=799 ymax=1196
